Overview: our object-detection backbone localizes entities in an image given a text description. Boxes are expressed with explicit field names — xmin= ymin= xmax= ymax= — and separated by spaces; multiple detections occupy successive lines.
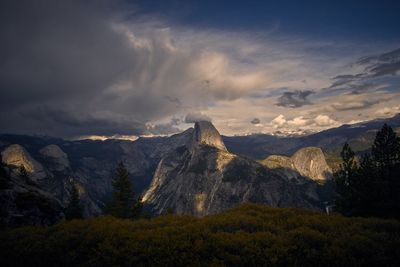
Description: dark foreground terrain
xmin=0 ymin=203 xmax=399 ymax=267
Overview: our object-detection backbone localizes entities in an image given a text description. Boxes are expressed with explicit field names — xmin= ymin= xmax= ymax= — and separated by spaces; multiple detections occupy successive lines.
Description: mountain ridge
xmin=0 ymin=114 xmax=398 ymax=223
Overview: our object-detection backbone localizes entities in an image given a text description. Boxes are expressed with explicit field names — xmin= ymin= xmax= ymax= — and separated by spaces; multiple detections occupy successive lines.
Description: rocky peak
xmin=291 ymin=147 xmax=332 ymax=181
xmin=261 ymin=147 xmax=332 ymax=182
xmin=1 ymin=144 xmax=46 ymax=180
xmin=190 ymin=121 xmax=227 ymax=151
xmin=40 ymin=144 xmax=70 ymax=171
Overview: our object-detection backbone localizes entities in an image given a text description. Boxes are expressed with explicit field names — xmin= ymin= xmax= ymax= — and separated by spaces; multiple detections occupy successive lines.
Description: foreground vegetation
xmin=0 ymin=203 xmax=399 ymax=267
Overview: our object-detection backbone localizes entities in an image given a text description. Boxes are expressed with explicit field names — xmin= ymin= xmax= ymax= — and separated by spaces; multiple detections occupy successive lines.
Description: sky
xmin=0 ymin=0 xmax=400 ymax=139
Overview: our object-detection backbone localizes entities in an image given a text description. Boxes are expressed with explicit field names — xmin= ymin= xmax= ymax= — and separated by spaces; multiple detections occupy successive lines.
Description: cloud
xmin=271 ymin=115 xmax=287 ymax=128
xmin=0 ymin=0 xmax=271 ymax=137
xmin=145 ymin=120 xmax=181 ymax=135
xmin=314 ymin=115 xmax=338 ymax=127
xmin=276 ymin=90 xmax=314 ymax=108
xmin=375 ymin=106 xmax=400 ymax=116
xmin=356 ymin=48 xmax=400 ymax=65
xmin=250 ymin=118 xmax=260 ymax=124
xmin=325 ymin=48 xmax=400 ymax=91
xmin=287 ymin=116 xmax=311 ymax=127
xmin=271 ymin=115 xmax=311 ymax=129
xmin=347 ymin=83 xmax=386 ymax=95
xmin=0 ymin=1 xmax=399 ymax=138
xmin=271 ymin=114 xmax=338 ymax=130
xmin=328 ymin=99 xmax=381 ymax=111
xmin=184 ymin=112 xmax=211 ymax=123
xmin=368 ymin=61 xmax=400 ymax=77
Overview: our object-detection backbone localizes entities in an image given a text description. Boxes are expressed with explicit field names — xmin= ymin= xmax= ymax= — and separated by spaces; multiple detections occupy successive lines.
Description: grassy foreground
xmin=0 ymin=203 xmax=399 ymax=267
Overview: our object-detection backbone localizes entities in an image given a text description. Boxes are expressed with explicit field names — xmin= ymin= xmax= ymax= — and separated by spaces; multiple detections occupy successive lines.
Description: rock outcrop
xmin=1 ymin=144 xmax=46 ymax=180
xmin=190 ymin=121 xmax=227 ymax=151
xmin=39 ymin=144 xmax=70 ymax=171
xmin=0 ymin=133 xmax=194 ymax=219
xmin=0 ymin=161 xmax=64 ymax=228
xmin=291 ymin=147 xmax=332 ymax=181
xmin=260 ymin=147 xmax=332 ymax=182
xmin=143 ymin=122 xmax=323 ymax=216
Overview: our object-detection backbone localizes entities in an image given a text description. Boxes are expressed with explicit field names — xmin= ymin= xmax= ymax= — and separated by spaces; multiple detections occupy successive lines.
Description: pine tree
xmin=334 ymin=143 xmax=359 ymax=215
xmin=65 ymin=182 xmax=83 ymax=220
xmin=372 ymin=123 xmax=400 ymax=169
xmin=107 ymin=162 xmax=141 ymax=219
xmin=340 ymin=142 xmax=357 ymax=176
xmin=370 ymin=124 xmax=400 ymax=217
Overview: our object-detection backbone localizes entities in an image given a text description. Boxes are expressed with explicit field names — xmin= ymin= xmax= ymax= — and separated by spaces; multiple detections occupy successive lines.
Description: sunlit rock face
xmin=1 ymin=144 xmax=46 ymax=180
xmin=143 ymin=122 xmax=323 ymax=216
xmin=260 ymin=155 xmax=300 ymax=180
xmin=0 ymin=159 xmax=64 ymax=227
xmin=261 ymin=147 xmax=332 ymax=182
xmin=39 ymin=144 xmax=70 ymax=171
xmin=291 ymin=147 xmax=332 ymax=181
xmin=190 ymin=121 xmax=227 ymax=152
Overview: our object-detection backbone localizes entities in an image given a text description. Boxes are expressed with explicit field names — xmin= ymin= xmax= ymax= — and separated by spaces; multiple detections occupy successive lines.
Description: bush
xmin=0 ymin=203 xmax=399 ymax=267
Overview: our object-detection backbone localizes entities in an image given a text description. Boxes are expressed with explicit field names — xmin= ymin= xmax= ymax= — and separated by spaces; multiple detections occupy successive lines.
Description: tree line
xmin=335 ymin=123 xmax=400 ymax=218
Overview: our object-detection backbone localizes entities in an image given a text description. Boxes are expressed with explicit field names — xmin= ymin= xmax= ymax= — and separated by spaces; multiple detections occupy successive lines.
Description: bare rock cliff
xmin=143 ymin=122 xmax=323 ymax=216
xmin=261 ymin=147 xmax=332 ymax=182
xmin=1 ymin=144 xmax=46 ymax=180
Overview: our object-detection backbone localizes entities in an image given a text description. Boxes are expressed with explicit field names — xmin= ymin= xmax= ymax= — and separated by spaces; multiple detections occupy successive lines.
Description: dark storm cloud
xmin=0 ymin=106 xmax=148 ymax=138
xmin=276 ymin=90 xmax=314 ymax=108
xmin=250 ymin=118 xmax=260 ymax=124
xmin=0 ymin=0 xmax=144 ymax=137
xmin=184 ymin=112 xmax=211 ymax=123
xmin=146 ymin=121 xmax=181 ymax=135
xmin=0 ymin=0 xmax=194 ymax=137
xmin=0 ymin=0 xmax=134 ymax=106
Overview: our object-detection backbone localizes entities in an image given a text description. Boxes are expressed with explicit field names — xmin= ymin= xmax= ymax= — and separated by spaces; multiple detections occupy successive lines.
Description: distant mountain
xmin=223 ymin=114 xmax=400 ymax=161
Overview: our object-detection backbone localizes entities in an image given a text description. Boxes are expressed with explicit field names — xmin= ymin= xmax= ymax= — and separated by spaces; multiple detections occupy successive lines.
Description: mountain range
xmin=1 ymin=114 xmax=399 ymax=226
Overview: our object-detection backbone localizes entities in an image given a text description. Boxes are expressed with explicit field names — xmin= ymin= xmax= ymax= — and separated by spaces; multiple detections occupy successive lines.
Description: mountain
xmin=260 ymin=147 xmax=332 ymax=182
xmin=0 ymin=158 xmax=64 ymax=228
xmin=223 ymin=114 xmax=400 ymax=162
xmin=190 ymin=121 xmax=227 ymax=151
xmin=142 ymin=121 xmax=330 ymax=216
xmin=0 ymin=114 xmax=398 ymax=222
xmin=0 ymin=130 xmax=194 ymax=219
